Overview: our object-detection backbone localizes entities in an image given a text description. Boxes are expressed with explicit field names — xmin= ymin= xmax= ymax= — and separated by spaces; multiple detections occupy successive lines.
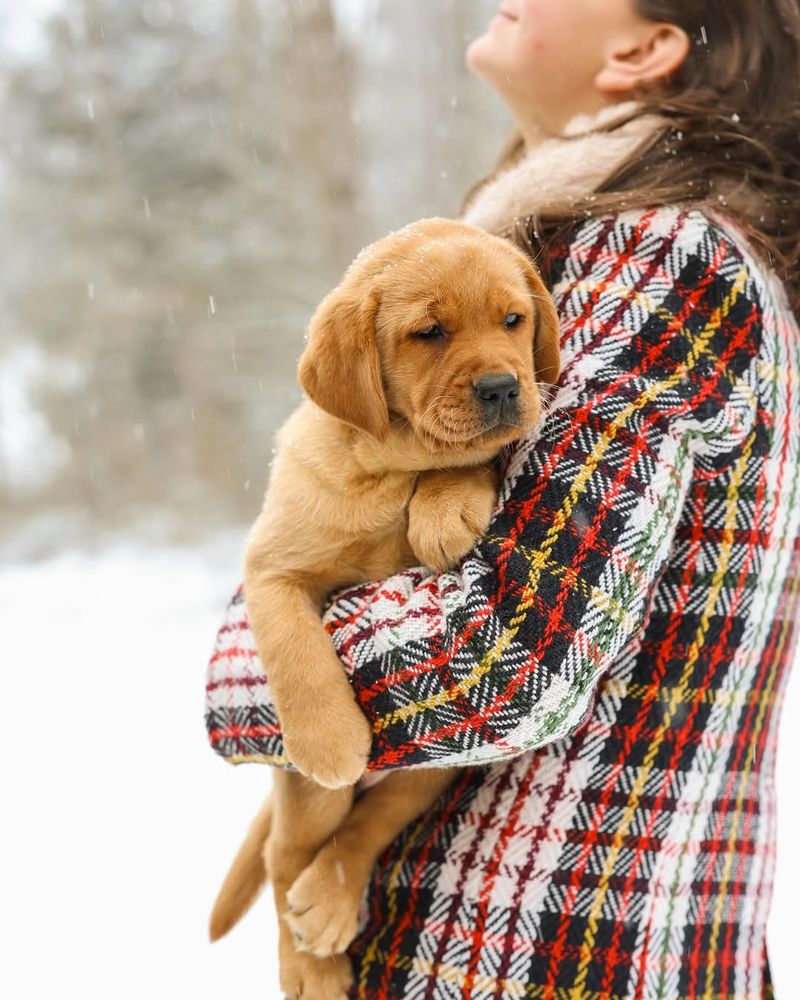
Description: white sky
xmin=0 ymin=0 xmax=63 ymax=60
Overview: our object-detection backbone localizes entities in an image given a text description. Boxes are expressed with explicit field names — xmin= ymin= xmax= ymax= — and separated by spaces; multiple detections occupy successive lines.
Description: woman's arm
xmin=206 ymin=206 xmax=764 ymax=772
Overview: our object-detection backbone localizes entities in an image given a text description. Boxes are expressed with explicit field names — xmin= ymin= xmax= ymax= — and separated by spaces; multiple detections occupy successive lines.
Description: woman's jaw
xmin=465 ymin=0 xmax=689 ymax=145
xmin=466 ymin=0 xmax=619 ymax=140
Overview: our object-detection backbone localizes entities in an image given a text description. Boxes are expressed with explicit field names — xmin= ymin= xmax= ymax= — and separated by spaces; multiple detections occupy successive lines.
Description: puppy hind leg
xmin=270 ymin=769 xmax=356 ymax=1000
xmin=285 ymin=767 xmax=454 ymax=958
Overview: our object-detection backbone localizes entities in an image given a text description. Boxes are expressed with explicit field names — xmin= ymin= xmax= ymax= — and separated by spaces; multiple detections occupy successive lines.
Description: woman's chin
xmin=465 ymin=34 xmax=517 ymax=92
xmin=465 ymin=33 xmax=497 ymax=76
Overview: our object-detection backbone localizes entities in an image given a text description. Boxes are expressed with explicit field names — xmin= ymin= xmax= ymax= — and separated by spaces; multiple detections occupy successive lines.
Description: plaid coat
xmin=206 ymin=205 xmax=798 ymax=998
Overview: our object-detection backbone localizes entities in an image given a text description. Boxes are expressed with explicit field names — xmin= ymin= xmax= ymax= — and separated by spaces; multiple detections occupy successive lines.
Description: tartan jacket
xmin=206 ymin=205 xmax=798 ymax=998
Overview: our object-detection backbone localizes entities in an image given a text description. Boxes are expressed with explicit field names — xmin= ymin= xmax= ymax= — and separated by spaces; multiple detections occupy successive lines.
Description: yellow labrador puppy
xmin=210 ymin=218 xmax=560 ymax=999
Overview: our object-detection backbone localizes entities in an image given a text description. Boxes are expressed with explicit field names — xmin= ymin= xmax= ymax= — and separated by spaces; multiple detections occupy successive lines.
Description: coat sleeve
xmin=205 ymin=207 xmax=764 ymax=772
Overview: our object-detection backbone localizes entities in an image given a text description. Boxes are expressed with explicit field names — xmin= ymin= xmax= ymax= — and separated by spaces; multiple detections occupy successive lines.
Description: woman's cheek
xmin=518 ymin=0 xmax=580 ymax=62
xmin=515 ymin=23 xmax=547 ymax=63
xmin=508 ymin=23 xmax=557 ymax=95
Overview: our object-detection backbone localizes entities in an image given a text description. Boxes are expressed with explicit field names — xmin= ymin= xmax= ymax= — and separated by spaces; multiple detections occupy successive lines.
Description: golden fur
xmin=209 ymin=218 xmax=560 ymax=999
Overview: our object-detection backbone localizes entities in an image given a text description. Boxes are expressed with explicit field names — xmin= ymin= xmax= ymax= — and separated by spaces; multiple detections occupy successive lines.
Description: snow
xmin=0 ymin=541 xmax=282 ymax=999
xmin=1 ymin=542 xmax=798 ymax=998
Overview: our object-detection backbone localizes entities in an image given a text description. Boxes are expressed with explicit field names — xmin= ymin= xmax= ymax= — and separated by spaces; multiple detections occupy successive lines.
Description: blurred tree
xmin=0 ymin=0 xmax=505 ymax=552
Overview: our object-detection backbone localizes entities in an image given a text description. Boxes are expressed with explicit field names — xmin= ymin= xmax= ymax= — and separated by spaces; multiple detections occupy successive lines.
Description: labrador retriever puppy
xmin=210 ymin=218 xmax=560 ymax=999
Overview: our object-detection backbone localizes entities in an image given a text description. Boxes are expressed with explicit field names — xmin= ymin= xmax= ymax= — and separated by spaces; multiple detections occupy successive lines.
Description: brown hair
xmin=465 ymin=0 xmax=800 ymax=309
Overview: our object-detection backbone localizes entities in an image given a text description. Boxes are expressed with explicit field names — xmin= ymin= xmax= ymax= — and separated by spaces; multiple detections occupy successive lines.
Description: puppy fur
xmin=209 ymin=218 xmax=560 ymax=1000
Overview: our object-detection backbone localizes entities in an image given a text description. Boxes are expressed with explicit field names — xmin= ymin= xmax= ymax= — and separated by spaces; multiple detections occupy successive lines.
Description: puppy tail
xmin=209 ymin=795 xmax=273 ymax=942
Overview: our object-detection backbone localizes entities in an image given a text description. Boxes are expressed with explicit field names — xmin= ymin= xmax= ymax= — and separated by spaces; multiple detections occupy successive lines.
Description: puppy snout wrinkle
xmin=473 ymin=373 xmax=519 ymax=408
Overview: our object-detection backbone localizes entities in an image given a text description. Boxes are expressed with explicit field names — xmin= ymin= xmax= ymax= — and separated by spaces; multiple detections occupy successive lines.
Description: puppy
xmin=210 ymin=218 xmax=560 ymax=999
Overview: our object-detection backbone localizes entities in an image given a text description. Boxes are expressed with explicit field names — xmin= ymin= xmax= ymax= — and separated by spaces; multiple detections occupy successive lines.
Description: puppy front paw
xmin=408 ymin=466 xmax=498 ymax=572
xmin=282 ymin=697 xmax=372 ymax=789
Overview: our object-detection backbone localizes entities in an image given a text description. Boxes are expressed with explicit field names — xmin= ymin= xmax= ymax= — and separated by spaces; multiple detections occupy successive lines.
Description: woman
xmin=207 ymin=1 xmax=800 ymax=996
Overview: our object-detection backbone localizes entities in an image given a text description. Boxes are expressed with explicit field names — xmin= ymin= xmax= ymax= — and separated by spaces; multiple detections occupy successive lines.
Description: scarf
xmin=460 ymin=102 xmax=666 ymax=238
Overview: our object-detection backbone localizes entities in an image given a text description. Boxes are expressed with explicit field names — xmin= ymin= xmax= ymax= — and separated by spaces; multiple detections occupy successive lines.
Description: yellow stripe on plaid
xmin=601 ymin=679 xmax=760 ymax=710
xmin=225 ymin=752 xmax=289 ymax=766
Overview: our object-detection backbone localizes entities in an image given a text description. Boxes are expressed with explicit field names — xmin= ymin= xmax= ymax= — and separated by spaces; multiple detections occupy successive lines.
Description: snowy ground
xmin=1 ymin=540 xmax=283 ymax=999
xmin=2 ymin=543 xmax=798 ymax=998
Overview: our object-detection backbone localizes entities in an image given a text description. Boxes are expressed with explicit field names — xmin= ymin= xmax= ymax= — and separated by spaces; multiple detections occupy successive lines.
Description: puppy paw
xmin=285 ymin=849 xmax=364 ymax=958
xmin=279 ymin=945 xmax=353 ymax=1000
xmin=408 ymin=468 xmax=498 ymax=572
xmin=282 ymin=698 xmax=372 ymax=790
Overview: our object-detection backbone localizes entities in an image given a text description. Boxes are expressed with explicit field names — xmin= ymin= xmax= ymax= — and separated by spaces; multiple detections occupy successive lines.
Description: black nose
xmin=473 ymin=373 xmax=519 ymax=407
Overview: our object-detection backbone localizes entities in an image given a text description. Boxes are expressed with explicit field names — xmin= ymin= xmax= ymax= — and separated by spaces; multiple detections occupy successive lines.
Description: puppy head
xmin=298 ymin=218 xmax=560 ymax=450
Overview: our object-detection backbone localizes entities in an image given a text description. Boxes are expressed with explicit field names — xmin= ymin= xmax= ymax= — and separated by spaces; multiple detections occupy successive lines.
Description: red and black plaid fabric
xmin=206 ymin=206 xmax=797 ymax=998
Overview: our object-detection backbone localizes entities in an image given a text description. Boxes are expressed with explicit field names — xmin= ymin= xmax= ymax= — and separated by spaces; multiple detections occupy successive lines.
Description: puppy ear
xmin=298 ymin=288 xmax=389 ymax=440
xmin=523 ymin=260 xmax=561 ymax=387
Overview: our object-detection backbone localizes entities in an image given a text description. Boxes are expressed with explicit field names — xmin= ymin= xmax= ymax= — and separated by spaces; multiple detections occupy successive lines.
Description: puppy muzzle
xmin=473 ymin=373 xmax=521 ymax=427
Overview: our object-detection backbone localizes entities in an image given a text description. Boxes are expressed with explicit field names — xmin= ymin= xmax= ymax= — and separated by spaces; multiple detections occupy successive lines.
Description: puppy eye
xmin=412 ymin=323 xmax=444 ymax=341
xmin=504 ymin=313 xmax=524 ymax=330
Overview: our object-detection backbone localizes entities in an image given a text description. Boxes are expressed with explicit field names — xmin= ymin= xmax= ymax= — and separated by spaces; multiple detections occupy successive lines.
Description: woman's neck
xmin=514 ymin=96 xmax=624 ymax=150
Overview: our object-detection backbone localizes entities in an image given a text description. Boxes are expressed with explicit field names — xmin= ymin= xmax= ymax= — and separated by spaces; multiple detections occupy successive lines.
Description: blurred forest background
xmin=0 ymin=0 xmax=508 ymax=559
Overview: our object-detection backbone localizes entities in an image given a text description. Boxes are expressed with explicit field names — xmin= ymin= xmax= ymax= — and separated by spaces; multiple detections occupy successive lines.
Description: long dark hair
xmin=466 ymin=0 xmax=800 ymax=309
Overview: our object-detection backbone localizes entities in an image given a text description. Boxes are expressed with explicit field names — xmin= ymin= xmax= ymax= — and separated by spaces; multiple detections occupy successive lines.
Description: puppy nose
xmin=473 ymin=373 xmax=519 ymax=407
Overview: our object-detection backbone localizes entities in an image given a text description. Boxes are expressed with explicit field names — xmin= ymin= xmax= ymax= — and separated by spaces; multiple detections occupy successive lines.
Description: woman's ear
xmin=298 ymin=288 xmax=390 ymax=440
xmin=595 ymin=23 xmax=690 ymax=94
xmin=522 ymin=260 xmax=561 ymax=387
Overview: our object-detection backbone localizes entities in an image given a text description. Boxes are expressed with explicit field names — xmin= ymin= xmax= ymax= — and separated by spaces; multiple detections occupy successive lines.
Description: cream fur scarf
xmin=461 ymin=102 xmax=666 ymax=237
